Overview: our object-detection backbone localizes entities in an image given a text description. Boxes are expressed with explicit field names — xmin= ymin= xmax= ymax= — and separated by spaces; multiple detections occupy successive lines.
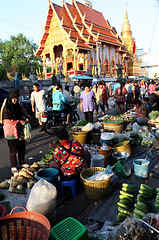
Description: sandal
xmin=11 ymin=167 xmax=18 ymax=174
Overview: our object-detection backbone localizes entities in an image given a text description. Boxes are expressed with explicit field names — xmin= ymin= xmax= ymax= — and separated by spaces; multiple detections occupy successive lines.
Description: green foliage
xmin=0 ymin=64 xmax=7 ymax=80
xmin=0 ymin=33 xmax=42 ymax=80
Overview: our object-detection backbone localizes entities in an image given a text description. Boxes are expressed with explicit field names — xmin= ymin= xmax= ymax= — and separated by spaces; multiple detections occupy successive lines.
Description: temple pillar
xmin=50 ymin=49 xmax=55 ymax=74
xmin=62 ymin=48 xmax=67 ymax=75
xmin=42 ymin=54 xmax=47 ymax=79
xmin=74 ymin=49 xmax=78 ymax=71
xmin=83 ymin=53 xmax=85 ymax=70
xmin=109 ymin=46 xmax=111 ymax=75
xmin=85 ymin=53 xmax=89 ymax=71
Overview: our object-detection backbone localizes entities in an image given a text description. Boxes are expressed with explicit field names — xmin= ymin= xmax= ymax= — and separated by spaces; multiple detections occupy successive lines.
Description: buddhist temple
xmin=36 ymin=0 xmax=134 ymax=78
xmin=121 ymin=8 xmax=137 ymax=76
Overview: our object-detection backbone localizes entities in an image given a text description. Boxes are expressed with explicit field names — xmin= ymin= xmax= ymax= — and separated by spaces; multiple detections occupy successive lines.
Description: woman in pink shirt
xmin=148 ymin=80 xmax=156 ymax=95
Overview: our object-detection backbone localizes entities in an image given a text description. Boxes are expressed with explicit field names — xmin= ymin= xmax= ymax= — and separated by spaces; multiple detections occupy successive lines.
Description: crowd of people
xmin=1 ymin=78 xmax=159 ymax=178
xmin=113 ymin=78 xmax=159 ymax=123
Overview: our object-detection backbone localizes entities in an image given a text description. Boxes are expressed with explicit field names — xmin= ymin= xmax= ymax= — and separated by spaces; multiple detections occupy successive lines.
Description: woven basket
xmin=103 ymin=121 xmax=124 ymax=133
xmin=80 ymin=167 xmax=112 ymax=200
xmin=0 ymin=206 xmax=50 ymax=240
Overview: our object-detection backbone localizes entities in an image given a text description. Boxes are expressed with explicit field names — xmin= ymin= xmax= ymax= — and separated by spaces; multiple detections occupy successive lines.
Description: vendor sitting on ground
xmin=133 ymin=99 xmax=149 ymax=124
xmin=49 ymin=128 xmax=87 ymax=179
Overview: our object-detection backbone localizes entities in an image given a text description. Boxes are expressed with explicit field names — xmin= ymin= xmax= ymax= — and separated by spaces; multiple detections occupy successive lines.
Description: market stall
xmin=0 ymin=110 xmax=159 ymax=240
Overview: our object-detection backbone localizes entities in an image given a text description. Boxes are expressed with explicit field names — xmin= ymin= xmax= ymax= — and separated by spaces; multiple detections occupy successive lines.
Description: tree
xmin=0 ymin=33 xmax=42 ymax=79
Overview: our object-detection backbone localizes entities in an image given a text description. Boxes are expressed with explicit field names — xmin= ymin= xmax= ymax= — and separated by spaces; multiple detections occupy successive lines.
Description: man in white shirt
xmin=31 ymin=83 xmax=46 ymax=132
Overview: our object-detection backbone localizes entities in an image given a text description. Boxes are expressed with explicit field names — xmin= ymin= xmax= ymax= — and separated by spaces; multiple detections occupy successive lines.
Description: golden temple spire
xmin=121 ymin=4 xmax=132 ymax=36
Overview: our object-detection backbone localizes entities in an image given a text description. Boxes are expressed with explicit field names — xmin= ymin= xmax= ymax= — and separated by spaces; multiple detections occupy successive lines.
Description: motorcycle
xmin=41 ymin=102 xmax=80 ymax=135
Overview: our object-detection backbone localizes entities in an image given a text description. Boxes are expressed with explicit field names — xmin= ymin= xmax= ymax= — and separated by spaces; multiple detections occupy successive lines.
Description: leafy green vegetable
xmin=149 ymin=111 xmax=159 ymax=120
xmin=76 ymin=120 xmax=88 ymax=126
xmin=44 ymin=154 xmax=53 ymax=160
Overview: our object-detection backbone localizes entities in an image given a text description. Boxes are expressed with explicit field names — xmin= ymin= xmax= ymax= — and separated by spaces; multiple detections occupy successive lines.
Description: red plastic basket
xmin=0 ymin=206 xmax=50 ymax=240
xmin=0 ymin=205 xmax=6 ymax=219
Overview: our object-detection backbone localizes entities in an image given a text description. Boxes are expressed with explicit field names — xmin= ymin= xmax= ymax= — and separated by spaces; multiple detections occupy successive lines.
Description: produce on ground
xmin=133 ymin=184 xmax=155 ymax=219
xmin=0 ymin=162 xmax=49 ymax=194
xmin=117 ymin=183 xmax=136 ymax=222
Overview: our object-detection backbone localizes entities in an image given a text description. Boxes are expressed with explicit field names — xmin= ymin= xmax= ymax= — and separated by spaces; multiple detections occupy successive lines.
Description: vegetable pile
xmin=0 ymin=162 xmax=49 ymax=194
xmin=102 ymin=114 xmax=134 ymax=123
xmin=117 ymin=183 xmax=136 ymax=222
xmin=133 ymin=184 xmax=155 ymax=219
xmin=149 ymin=111 xmax=159 ymax=123
xmin=76 ymin=120 xmax=88 ymax=126
xmin=117 ymin=184 xmax=159 ymax=222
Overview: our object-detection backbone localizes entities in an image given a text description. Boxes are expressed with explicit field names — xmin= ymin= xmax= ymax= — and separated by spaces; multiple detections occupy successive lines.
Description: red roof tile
xmin=75 ymin=1 xmax=110 ymax=29
xmin=64 ymin=2 xmax=83 ymax=26
xmin=52 ymin=3 xmax=74 ymax=29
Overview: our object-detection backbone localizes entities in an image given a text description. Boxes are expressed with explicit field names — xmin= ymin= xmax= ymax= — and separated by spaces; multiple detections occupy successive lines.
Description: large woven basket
xmin=0 ymin=206 xmax=50 ymax=240
xmin=103 ymin=121 xmax=124 ymax=133
xmin=80 ymin=167 xmax=112 ymax=200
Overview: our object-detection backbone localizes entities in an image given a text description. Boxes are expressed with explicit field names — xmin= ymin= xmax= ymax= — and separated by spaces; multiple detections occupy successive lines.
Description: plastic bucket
xmin=72 ymin=132 xmax=87 ymax=144
xmin=36 ymin=168 xmax=59 ymax=187
xmin=90 ymin=154 xmax=105 ymax=168
xmin=133 ymin=159 xmax=150 ymax=179
xmin=0 ymin=205 xmax=6 ymax=219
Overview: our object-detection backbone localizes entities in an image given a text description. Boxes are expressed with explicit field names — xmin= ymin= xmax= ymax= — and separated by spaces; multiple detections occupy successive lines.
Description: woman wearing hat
xmin=2 ymin=88 xmax=28 ymax=173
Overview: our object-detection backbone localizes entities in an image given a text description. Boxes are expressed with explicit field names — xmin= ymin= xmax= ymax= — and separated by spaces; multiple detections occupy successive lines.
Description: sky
xmin=0 ymin=0 xmax=159 ymax=54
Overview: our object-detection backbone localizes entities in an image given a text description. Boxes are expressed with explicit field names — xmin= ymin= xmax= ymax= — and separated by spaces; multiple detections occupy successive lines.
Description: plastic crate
xmin=50 ymin=217 xmax=88 ymax=240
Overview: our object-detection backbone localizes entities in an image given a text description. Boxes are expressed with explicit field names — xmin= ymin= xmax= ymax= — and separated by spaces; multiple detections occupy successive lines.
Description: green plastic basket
xmin=50 ymin=217 xmax=88 ymax=240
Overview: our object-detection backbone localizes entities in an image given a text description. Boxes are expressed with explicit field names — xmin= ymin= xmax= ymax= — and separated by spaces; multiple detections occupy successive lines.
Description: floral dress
xmin=53 ymin=139 xmax=87 ymax=176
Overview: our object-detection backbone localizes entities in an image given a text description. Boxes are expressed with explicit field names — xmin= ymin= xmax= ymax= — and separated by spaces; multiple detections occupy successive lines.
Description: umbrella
xmin=72 ymin=75 xmax=93 ymax=80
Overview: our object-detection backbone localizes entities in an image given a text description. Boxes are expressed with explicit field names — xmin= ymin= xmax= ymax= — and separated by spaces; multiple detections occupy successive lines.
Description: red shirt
xmin=53 ymin=139 xmax=87 ymax=176
xmin=102 ymin=87 xmax=108 ymax=102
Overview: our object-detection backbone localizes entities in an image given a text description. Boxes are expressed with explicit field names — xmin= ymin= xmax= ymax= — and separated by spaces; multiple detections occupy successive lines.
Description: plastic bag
xmin=138 ymin=130 xmax=157 ymax=147
xmin=85 ymin=220 xmax=117 ymax=240
xmin=23 ymin=123 xmax=31 ymax=141
xmin=132 ymin=122 xmax=140 ymax=135
xmin=87 ymin=170 xmax=113 ymax=181
xmin=114 ymin=214 xmax=159 ymax=240
xmin=94 ymin=121 xmax=102 ymax=129
xmin=82 ymin=123 xmax=94 ymax=132
xmin=26 ymin=179 xmax=57 ymax=222
xmin=110 ymin=100 xmax=115 ymax=108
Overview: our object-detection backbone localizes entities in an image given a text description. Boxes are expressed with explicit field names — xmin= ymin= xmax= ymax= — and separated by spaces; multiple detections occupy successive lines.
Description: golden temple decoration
xmin=36 ymin=68 xmax=45 ymax=80
xmin=84 ymin=0 xmax=92 ymax=8
xmin=22 ymin=74 xmax=29 ymax=80
xmin=73 ymin=16 xmax=77 ymax=24
xmin=7 ymin=72 xmax=14 ymax=81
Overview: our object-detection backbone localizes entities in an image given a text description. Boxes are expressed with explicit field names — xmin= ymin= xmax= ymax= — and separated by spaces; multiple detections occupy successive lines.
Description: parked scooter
xmin=41 ymin=102 xmax=80 ymax=135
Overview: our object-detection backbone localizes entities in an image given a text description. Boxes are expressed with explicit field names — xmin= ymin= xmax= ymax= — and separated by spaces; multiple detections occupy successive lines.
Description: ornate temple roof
xmin=36 ymin=0 xmax=131 ymax=57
